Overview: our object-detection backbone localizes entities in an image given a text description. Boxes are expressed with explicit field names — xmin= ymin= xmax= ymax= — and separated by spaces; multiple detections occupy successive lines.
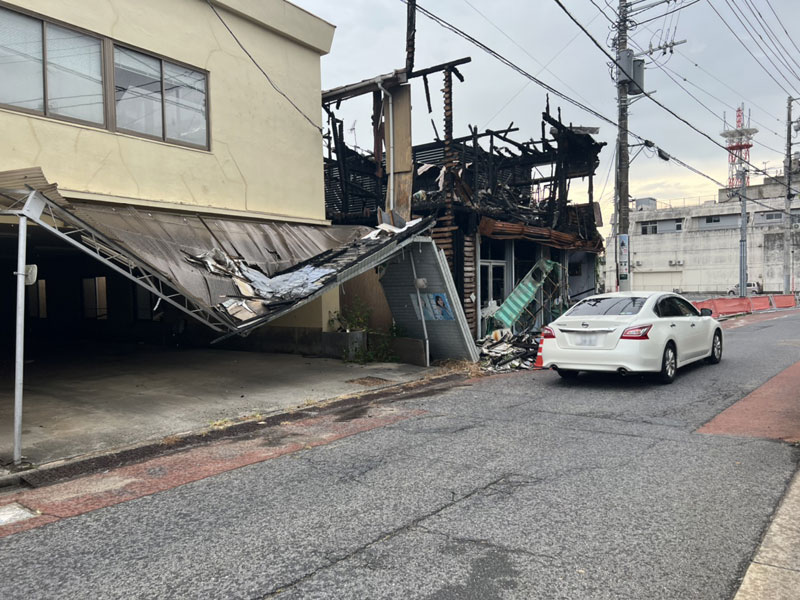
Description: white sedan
xmin=540 ymin=291 xmax=723 ymax=383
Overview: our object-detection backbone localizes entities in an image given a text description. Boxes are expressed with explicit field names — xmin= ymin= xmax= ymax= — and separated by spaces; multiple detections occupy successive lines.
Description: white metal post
xmin=13 ymin=215 xmax=28 ymax=465
xmin=409 ymin=249 xmax=430 ymax=367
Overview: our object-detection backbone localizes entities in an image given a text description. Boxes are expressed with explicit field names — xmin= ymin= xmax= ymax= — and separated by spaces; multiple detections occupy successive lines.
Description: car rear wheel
xmin=557 ymin=368 xmax=579 ymax=379
xmin=658 ymin=343 xmax=677 ymax=384
xmin=706 ymin=331 xmax=722 ymax=364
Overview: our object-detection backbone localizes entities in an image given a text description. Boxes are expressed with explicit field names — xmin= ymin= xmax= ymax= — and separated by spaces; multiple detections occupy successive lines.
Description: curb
xmin=0 ymin=372 xmax=469 ymax=492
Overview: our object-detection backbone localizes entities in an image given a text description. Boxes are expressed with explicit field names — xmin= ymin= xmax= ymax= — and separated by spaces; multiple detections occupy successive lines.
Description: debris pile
xmin=477 ymin=328 xmax=541 ymax=372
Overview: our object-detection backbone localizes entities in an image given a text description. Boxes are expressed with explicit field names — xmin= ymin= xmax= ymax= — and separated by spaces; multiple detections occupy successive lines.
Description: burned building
xmin=323 ymin=64 xmax=606 ymax=338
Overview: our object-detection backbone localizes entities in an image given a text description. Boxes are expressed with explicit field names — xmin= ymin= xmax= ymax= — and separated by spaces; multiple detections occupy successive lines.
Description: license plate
xmin=575 ymin=334 xmax=598 ymax=347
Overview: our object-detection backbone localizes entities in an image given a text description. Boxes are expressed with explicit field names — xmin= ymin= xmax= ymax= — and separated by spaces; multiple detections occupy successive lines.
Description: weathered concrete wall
xmin=0 ymin=0 xmax=333 ymax=223
xmin=606 ymin=191 xmax=800 ymax=294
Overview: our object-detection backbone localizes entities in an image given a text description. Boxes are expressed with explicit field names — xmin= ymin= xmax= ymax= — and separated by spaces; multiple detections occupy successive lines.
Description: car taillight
xmin=621 ymin=324 xmax=651 ymax=339
xmin=542 ymin=326 xmax=556 ymax=339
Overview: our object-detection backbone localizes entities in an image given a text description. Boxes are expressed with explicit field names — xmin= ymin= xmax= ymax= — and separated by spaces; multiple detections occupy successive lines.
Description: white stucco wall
xmin=0 ymin=0 xmax=334 ymax=223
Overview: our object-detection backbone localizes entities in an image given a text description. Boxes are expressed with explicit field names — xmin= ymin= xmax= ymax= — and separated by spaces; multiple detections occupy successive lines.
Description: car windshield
xmin=567 ymin=297 xmax=648 ymax=316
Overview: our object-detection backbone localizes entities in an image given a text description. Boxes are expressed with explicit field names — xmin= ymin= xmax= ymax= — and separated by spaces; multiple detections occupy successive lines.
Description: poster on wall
xmin=619 ymin=234 xmax=629 ymax=280
xmin=409 ymin=292 xmax=455 ymax=321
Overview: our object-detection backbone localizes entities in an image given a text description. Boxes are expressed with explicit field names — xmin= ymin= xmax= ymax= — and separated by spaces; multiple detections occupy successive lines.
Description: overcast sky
xmin=291 ymin=0 xmax=800 ymax=230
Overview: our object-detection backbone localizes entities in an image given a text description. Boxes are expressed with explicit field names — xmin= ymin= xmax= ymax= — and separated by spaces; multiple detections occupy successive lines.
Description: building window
xmin=164 ymin=62 xmax=207 ymax=146
xmin=641 ymin=221 xmax=657 ymax=235
xmin=48 ymin=24 xmax=104 ymax=124
xmin=114 ymin=47 xmax=162 ymax=138
xmin=83 ymin=276 xmax=108 ymax=319
xmin=113 ymin=47 xmax=207 ymax=146
xmin=0 ymin=6 xmax=208 ymax=148
xmin=675 ymin=219 xmax=682 ymax=231
xmin=705 ymin=216 xmax=721 ymax=223
xmin=764 ymin=212 xmax=782 ymax=221
xmin=0 ymin=7 xmax=104 ymax=125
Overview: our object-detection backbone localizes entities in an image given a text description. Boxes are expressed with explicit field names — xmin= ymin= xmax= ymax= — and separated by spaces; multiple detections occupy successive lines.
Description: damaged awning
xmin=478 ymin=217 xmax=604 ymax=253
xmin=0 ymin=168 xmax=440 ymax=341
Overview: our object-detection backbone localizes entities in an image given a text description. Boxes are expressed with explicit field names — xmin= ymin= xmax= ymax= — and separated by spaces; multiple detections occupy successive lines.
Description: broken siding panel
xmin=380 ymin=240 xmax=477 ymax=362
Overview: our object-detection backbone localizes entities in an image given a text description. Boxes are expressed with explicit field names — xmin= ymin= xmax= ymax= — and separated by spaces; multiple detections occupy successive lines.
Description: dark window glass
xmin=0 ymin=7 xmax=44 ymax=111
xmin=480 ymin=237 xmax=506 ymax=260
xmin=46 ymin=24 xmax=103 ymax=124
xmin=164 ymin=62 xmax=206 ymax=146
xmin=640 ymin=221 xmax=657 ymax=235
xmin=114 ymin=46 xmax=162 ymax=137
xmin=567 ymin=297 xmax=647 ymax=316
xmin=480 ymin=264 xmax=489 ymax=305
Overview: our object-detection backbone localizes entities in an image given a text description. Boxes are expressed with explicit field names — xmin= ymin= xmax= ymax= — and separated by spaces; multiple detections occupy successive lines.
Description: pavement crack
xmin=257 ymin=474 xmax=513 ymax=598
xmin=416 ymin=525 xmax=563 ymax=567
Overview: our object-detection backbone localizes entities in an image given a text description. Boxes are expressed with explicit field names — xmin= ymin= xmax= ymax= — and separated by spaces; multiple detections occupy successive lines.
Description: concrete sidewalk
xmin=735 ymin=469 xmax=800 ymax=599
xmin=0 ymin=344 xmax=430 ymax=472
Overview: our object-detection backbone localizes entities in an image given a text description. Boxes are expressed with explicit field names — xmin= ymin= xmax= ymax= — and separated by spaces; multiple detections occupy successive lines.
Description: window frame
xmin=640 ymin=220 xmax=657 ymax=235
xmin=0 ymin=2 xmax=210 ymax=150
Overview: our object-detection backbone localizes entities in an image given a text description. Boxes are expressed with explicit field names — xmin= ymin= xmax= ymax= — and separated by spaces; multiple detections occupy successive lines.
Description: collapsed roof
xmin=0 ymin=168 xmax=435 ymax=340
xmin=324 ymin=103 xmax=606 ymax=252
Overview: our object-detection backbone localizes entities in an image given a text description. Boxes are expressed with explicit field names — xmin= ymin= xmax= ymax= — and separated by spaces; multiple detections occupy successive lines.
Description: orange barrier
xmin=749 ymin=296 xmax=772 ymax=311
xmin=692 ymin=299 xmax=718 ymax=317
xmin=713 ymin=296 xmax=752 ymax=316
xmin=771 ymin=294 xmax=797 ymax=309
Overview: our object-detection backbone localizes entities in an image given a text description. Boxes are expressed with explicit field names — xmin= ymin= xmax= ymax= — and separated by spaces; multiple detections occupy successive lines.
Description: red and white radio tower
xmin=720 ymin=104 xmax=758 ymax=188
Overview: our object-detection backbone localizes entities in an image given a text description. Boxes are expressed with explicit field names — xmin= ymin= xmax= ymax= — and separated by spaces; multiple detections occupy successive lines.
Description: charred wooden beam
xmin=409 ymin=56 xmax=471 ymax=79
xmin=406 ymin=0 xmax=416 ymax=75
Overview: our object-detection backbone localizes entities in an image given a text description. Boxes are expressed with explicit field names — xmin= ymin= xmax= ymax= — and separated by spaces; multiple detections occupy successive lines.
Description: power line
xmin=624 ymin=37 xmax=786 ymax=153
xmin=464 ymin=1 xmax=605 ymax=128
xmin=205 ymin=0 xmax=322 ymax=134
xmin=463 ymin=0 xmax=595 ymax=108
xmin=584 ymin=3 xmax=784 ymax=161
xmin=552 ymin=0 xmax=795 ymax=195
xmin=631 ymin=0 xmax=701 ymax=26
xmin=723 ymin=0 xmax=800 ymax=88
xmin=706 ymin=0 xmax=795 ymax=97
xmin=765 ymin=0 xmax=800 ymax=57
xmin=407 ymin=0 xmax=793 ymax=207
xmin=739 ymin=0 xmax=800 ymax=75
xmin=651 ymin=59 xmax=785 ymax=149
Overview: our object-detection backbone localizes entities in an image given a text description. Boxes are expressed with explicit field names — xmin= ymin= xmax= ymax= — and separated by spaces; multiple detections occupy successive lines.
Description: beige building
xmin=605 ymin=179 xmax=800 ymax=295
xmin=0 ymin=0 xmax=349 ymax=338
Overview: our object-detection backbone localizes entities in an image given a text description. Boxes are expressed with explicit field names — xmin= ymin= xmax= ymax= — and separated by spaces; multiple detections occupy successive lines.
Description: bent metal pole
xmin=13 ymin=214 xmax=28 ymax=465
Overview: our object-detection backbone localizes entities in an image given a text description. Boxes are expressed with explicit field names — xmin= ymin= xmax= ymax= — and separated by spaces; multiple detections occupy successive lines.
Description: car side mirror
xmin=700 ymin=308 xmax=713 ymax=317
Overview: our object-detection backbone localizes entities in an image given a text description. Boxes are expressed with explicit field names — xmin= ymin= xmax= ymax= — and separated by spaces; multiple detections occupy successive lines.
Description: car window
xmin=567 ymin=297 xmax=647 ymax=316
xmin=674 ymin=297 xmax=699 ymax=316
xmin=657 ymin=297 xmax=682 ymax=317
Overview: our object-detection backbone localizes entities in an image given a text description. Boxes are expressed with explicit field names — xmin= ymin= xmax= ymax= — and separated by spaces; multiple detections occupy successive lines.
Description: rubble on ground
xmin=477 ymin=328 xmax=540 ymax=372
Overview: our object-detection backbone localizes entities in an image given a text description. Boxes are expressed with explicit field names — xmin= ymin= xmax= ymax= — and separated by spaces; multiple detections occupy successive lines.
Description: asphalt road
xmin=2 ymin=313 xmax=800 ymax=599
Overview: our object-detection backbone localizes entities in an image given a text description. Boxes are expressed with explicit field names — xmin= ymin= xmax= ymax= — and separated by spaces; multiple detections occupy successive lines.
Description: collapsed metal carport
xmin=1 ymin=168 xmax=477 ymax=466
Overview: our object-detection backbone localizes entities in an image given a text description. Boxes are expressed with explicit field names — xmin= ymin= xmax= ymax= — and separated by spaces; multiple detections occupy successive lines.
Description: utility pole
xmin=739 ymin=168 xmax=748 ymax=298
xmin=614 ymin=0 xmax=687 ymax=292
xmin=784 ymin=97 xmax=794 ymax=295
xmin=615 ymin=0 xmax=631 ymax=291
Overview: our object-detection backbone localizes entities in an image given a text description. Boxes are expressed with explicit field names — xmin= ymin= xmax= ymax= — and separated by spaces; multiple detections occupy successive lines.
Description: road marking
xmin=0 ymin=503 xmax=36 ymax=526
xmin=697 ymin=360 xmax=800 ymax=443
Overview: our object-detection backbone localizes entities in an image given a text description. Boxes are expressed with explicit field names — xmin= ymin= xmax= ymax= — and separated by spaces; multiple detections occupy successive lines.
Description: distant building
xmin=605 ymin=178 xmax=800 ymax=295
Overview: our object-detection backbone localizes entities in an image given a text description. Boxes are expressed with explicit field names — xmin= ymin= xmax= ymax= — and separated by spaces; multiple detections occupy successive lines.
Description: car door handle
xmin=670 ymin=323 xmax=676 ymax=328
xmin=691 ymin=323 xmax=696 ymax=327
